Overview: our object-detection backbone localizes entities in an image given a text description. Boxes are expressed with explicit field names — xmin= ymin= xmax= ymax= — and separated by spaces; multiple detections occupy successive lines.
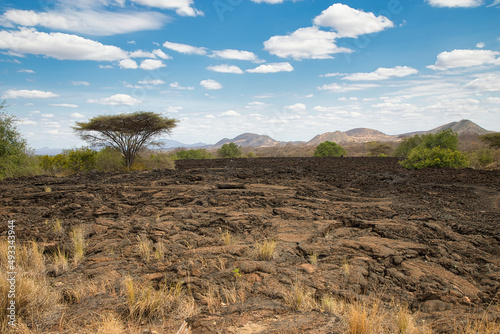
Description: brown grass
xmin=253 ymin=239 xmax=277 ymax=261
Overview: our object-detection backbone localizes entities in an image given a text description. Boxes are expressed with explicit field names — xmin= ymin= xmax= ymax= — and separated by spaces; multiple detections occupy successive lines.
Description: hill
xmin=428 ymin=119 xmax=492 ymax=136
xmin=307 ymin=128 xmax=397 ymax=146
xmin=214 ymin=133 xmax=282 ymax=148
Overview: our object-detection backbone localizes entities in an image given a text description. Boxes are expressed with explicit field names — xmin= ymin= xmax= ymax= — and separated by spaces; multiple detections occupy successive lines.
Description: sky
xmin=1 ymin=0 xmax=500 ymax=149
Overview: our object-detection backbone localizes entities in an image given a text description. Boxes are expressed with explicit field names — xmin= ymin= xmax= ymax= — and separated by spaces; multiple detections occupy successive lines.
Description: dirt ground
xmin=1 ymin=157 xmax=499 ymax=333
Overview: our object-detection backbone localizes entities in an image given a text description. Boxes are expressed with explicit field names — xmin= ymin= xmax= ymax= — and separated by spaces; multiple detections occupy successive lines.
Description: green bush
xmin=0 ymin=103 xmax=40 ymax=178
xmin=314 ymin=141 xmax=346 ymax=157
xmin=217 ymin=143 xmax=242 ymax=158
xmin=64 ymin=148 xmax=97 ymax=173
xmin=39 ymin=154 xmax=68 ymax=175
xmin=394 ymin=130 xmax=458 ymax=158
xmin=96 ymin=147 xmax=125 ymax=172
xmin=366 ymin=141 xmax=393 ymax=157
xmin=399 ymin=147 xmax=469 ymax=169
xmin=480 ymin=133 xmax=500 ymax=148
xmin=468 ymin=148 xmax=495 ymax=168
xmin=175 ymin=148 xmax=214 ymax=160
xmin=134 ymin=152 xmax=175 ymax=170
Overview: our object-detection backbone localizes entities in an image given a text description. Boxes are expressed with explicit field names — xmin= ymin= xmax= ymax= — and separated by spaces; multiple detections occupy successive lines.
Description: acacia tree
xmin=73 ymin=111 xmax=177 ymax=170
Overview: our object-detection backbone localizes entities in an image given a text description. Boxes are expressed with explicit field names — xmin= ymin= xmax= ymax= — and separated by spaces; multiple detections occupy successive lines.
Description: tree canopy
xmin=480 ymin=133 xmax=500 ymax=148
xmin=73 ymin=111 xmax=177 ymax=169
xmin=217 ymin=143 xmax=242 ymax=158
xmin=314 ymin=141 xmax=346 ymax=157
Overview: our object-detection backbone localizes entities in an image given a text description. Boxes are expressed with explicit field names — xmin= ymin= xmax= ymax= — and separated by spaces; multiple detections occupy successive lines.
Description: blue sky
xmin=1 ymin=0 xmax=499 ymax=149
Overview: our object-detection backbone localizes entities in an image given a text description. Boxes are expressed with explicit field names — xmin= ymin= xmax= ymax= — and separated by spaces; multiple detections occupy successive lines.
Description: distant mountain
xmin=156 ymin=139 xmax=208 ymax=149
xmin=35 ymin=147 xmax=63 ymax=156
xmin=307 ymin=128 xmax=397 ymax=146
xmin=214 ymin=133 xmax=281 ymax=148
xmin=427 ymin=119 xmax=492 ymax=136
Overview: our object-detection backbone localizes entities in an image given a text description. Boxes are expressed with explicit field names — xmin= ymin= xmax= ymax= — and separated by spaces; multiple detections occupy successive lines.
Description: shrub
xmin=395 ymin=130 xmax=458 ymax=158
xmin=217 ymin=143 xmax=242 ymax=158
xmin=64 ymin=147 xmax=97 ymax=173
xmin=469 ymin=148 xmax=495 ymax=168
xmin=366 ymin=141 xmax=393 ymax=157
xmin=399 ymin=147 xmax=469 ymax=169
xmin=96 ymin=147 xmax=125 ymax=172
xmin=39 ymin=154 xmax=68 ymax=175
xmin=479 ymin=132 xmax=500 ymax=148
xmin=176 ymin=148 xmax=214 ymax=160
xmin=314 ymin=141 xmax=346 ymax=157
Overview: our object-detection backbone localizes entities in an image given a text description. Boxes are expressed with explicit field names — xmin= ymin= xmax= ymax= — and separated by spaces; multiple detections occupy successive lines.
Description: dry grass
xmin=95 ymin=312 xmax=125 ymax=334
xmin=308 ymin=251 xmax=318 ymax=265
xmin=253 ymin=239 xmax=277 ymax=261
xmin=154 ymin=239 xmax=166 ymax=261
xmin=52 ymin=246 xmax=69 ymax=275
xmin=283 ymin=281 xmax=315 ymax=312
xmin=346 ymin=299 xmax=385 ymax=334
xmin=455 ymin=315 xmax=500 ymax=334
xmin=221 ymin=229 xmax=234 ymax=246
xmin=0 ymin=240 xmax=60 ymax=332
xmin=321 ymin=294 xmax=347 ymax=314
xmin=123 ymin=278 xmax=196 ymax=323
xmin=52 ymin=219 xmax=64 ymax=234
xmin=70 ymin=226 xmax=85 ymax=265
xmin=137 ymin=236 xmax=153 ymax=262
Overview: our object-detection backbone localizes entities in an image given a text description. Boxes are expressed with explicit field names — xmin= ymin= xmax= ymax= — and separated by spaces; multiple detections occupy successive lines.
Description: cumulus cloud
xmin=50 ymin=103 xmax=78 ymax=108
xmin=246 ymin=62 xmax=294 ymax=73
xmin=2 ymin=89 xmax=59 ymax=99
xmin=70 ymin=112 xmax=85 ymax=118
xmin=317 ymin=83 xmax=379 ymax=93
xmin=0 ymin=28 xmax=128 ymax=61
xmin=211 ymin=49 xmax=262 ymax=62
xmin=87 ymin=94 xmax=140 ymax=105
xmin=284 ymin=103 xmax=307 ymax=113
xmin=428 ymin=49 xmax=500 ymax=70
xmin=207 ymin=64 xmax=244 ymax=74
xmin=313 ymin=3 xmax=394 ymax=38
xmin=163 ymin=41 xmax=207 ymax=55
xmin=165 ymin=106 xmax=182 ymax=113
xmin=1 ymin=8 xmax=167 ymax=36
xmin=129 ymin=49 xmax=170 ymax=59
xmin=119 ymin=59 xmax=139 ymax=69
xmin=200 ymin=79 xmax=222 ymax=90
xmin=130 ymin=0 xmax=203 ymax=16
xmin=263 ymin=26 xmax=352 ymax=60
xmin=170 ymin=82 xmax=194 ymax=90
xmin=139 ymin=59 xmax=166 ymax=70
xmin=425 ymin=0 xmax=483 ymax=7
xmin=342 ymin=66 xmax=418 ymax=81
xmin=220 ymin=110 xmax=240 ymax=117
xmin=18 ymin=69 xmax=34 ymax=73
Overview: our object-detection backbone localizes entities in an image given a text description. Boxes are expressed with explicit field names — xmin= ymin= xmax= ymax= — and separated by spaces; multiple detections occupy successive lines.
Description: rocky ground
xmin=0 ymin=157 xmax=499 ymax=333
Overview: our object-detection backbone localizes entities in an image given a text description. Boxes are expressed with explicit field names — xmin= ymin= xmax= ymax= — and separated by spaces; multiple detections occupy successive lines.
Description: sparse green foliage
xmin=395 ymin=130 xmax=458 ymax=158
xmin=232 ymin=268 xmax=241 ymax=279
xmin=64 ymin=147 xmax=97 ymax=173
xmin=73 ymin=111 xmax=177 ymax=170
xmin=175 ymin=148 xmax=214 ymax=160
xmin=399 ymin=147 xmax=469 ymax=169
xmin=96 ymin=146 xmax=125 ymax=172
xmin=366 ymin=141 xmax=393 ymax=157
xmin=394 ymin=135 xmax=424 ymax=158
xmin=314 ymin=141 xmax=346 ymax=157
xmin=480 ymin=132 xmax=500 ymax=148
xmin=469 ymin=148 xmax=495 ymax=168
xmin=0 ymin=102 xmax=39 ymax=179
xmin=217 ymin=142 xmax=242 ymax=158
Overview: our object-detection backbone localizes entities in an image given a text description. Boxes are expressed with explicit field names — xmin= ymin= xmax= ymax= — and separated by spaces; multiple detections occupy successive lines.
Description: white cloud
xmin=0 ymin=28 xmax=128 ymax=61
xmin=318 ymin=83 xmax=379 ymax=93
xmin=18 ymin=69 xmax=34 ymax=73
xmin=166 ymin=106 xmax=182 ymax=113
xmin=138 ymin=79 xmax=165 ymax=85
xmin=87 ymin=94 xmax=140 ymax=105
xmin=428 ymin=49 xmax=500 ymax=70
xmin=129 ymin=49 xmax=170 ymax=59
xmin=139 ymin=59 xmax=166 ymax=70
xmin=2 ymin=89 xmax=59 ymax=99
xmin=17 ymin=119 xmax=37 ymax=125
xmin=41 ymin=113 xmax=55 ymax=118
xmin=320 ymin=72 xmax=344 ymax=78
xmin=71 ymin=81 xmax=90 ymax=86
xmin=1 ymin=8 xmax=167 ymax=36
xmin=44 ymin=129 xmax=59 ymax=135
xmin=476 ymin=42 xmax=485 ymax=48
xmin=130 ymin=0 xmax=203 ymax=16
xmin=313 ymin=3 xmax=394 ymax=38
xmin=200 ymin=79 xmax=222 ymax=90
xmin=119 ymin=59 xmax=139 ymax=69
xmin=70 ymin=112 xmax=85 ymax=118
xmin=465 ymin=72 xmax=500 ymax=91
xmin=163 ymin=41 xmax=207 ymax=55
xmin=342 ymin=66 xmax=418 ymax=81
xmin=487 ymin=97 xmax=500 ymax=103
xmin=220 ymin=110 xmax=240 ymax=117
xmin=211 ymin=49 xmax=262 ymax=62
xmin=246 ymin=62 xmax=293 ymax=73
xmin=50 ymin=103 xmax=78 ymax=108
xmin=207 ymin=64 xmax=244 ymax=74
xmin=425 ymin=0 xmax=483 ymax=8
xmin=170 ymin=82 xmax=194 ymax=90
xmin=263 ymin=26 xmax=352 ymax=60
xmin=284 ymin=103 xmax=307 ymax=113
xmin=250 ymin=0 xmax=285 ymax=3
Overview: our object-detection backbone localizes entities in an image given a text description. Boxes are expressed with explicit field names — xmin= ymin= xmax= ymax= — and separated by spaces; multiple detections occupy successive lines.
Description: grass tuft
xmin=70 ymin=226 xmax=85 ymax=265
xmin=253 ymin=239 xmax=277 ymax=261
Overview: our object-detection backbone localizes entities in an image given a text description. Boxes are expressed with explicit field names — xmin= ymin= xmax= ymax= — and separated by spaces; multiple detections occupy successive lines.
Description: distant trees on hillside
xmin=480 ymin=133 xmax=500 ymax=149
xmin=217 ymin=143 xmax=242 ymax=158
